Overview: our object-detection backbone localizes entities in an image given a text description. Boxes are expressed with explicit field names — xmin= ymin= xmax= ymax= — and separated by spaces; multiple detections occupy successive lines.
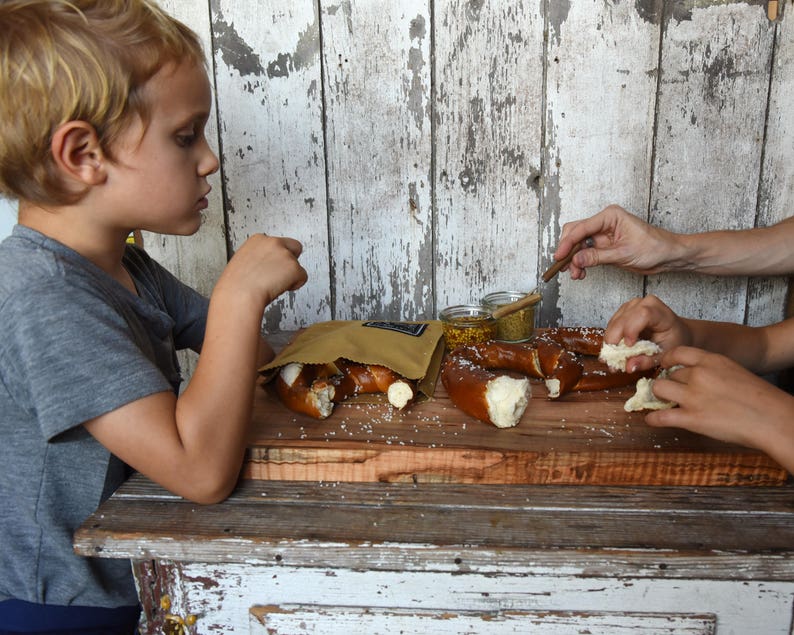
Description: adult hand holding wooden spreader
xmin=541 ymin=236 xmax=595 ymax=284
xmin=486 ymin=237 xmax=594 ymax=321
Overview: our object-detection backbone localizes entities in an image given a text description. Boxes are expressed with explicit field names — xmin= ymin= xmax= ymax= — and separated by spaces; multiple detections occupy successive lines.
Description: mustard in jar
xmin=439 ymin=305 xmax=497 ymax=349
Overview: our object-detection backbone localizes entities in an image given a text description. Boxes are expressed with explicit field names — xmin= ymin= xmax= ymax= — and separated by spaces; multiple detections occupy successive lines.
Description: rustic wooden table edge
xmin=76 ymin=473 xmax=794 ymax=581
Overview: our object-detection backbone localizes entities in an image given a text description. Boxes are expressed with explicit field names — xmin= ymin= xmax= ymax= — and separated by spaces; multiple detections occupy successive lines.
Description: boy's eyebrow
xmin=174 ymin=110 xmax=211 ymax=127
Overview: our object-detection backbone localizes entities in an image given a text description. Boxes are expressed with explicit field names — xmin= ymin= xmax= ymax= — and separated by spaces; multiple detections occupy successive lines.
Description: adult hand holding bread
xmin=603 ymin=294 xmax=794 ymax=474
xmin=603 ymin=295 xmax=691 ymax=373
xmin=642 ymin=346 xmax=794 ymax=453
xmin=551 ymin=195 xmax=794 ymax=478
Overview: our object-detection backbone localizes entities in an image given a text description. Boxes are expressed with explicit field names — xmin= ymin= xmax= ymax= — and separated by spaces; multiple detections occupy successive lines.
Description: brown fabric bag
xmin=259 ymin=320 xmax=445 ymax=399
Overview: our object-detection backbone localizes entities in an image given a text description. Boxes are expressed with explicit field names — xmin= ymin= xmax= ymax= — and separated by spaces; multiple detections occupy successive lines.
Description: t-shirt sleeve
xmin=155 ymin=263 xmax=209 ymax=352
xmin=0 ymin=279 xmax=173 ymax=441
xmin=125 ymin=246 xmax=209 ymax=353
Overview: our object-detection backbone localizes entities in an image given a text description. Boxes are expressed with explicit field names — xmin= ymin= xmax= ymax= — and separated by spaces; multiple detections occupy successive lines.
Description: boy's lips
xmin=196 ymin=189 xmax=211 ymax=210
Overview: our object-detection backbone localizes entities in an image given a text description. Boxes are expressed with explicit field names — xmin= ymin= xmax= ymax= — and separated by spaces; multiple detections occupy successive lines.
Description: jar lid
xmin=439 ymin=304 xmax=493 ymax=321
xmin=482 ymin=291 xmax=529 ymax=305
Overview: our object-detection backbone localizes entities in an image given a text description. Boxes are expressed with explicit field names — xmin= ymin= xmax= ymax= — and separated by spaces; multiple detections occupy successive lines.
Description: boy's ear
xmin=50 ymin=121 xmax=108 ymax=188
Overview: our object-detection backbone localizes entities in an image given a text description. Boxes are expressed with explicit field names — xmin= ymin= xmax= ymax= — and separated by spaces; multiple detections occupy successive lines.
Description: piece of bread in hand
xmin=599 ymin=338 xmax=661 ymax=372
xmin=624 ymin=366 xmax=681 ymax=412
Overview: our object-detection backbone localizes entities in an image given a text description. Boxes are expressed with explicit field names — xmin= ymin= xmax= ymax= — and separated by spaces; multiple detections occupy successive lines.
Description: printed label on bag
xmin=362 ymin=321 xmax=428 ymax=337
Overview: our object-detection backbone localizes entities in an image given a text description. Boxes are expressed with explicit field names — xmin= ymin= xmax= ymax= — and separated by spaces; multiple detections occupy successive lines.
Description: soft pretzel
xmin=276 ymin=362 xmax=336 ymax=419
xmin=441 ymin=328 xmax=654 ymax=428
xmin=541 ymin=326 xmax=604 ymax=356
xmin=276 ymin=359 xmax=415 ymax=419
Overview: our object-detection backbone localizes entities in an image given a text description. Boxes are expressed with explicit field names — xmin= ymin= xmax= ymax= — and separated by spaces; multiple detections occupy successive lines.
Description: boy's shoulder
xmin=0 ymin=225 xmax=66 ymax=293
xmin=0 ymin=225 xmax=128 ymax=310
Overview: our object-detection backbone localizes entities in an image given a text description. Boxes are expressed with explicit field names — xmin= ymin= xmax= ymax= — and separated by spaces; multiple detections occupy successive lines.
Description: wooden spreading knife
xmin=541 ymin=237 xmax=595 ymax=283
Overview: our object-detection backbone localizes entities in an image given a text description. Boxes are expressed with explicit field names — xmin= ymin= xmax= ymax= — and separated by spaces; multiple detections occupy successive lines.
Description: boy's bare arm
xmin=85 ymin=234 xmax=306 ymax=504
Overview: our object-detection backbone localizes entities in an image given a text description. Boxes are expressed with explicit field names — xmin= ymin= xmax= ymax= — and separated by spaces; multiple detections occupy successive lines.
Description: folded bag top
xmin=259 ymin=320 xmax=445 ymax=398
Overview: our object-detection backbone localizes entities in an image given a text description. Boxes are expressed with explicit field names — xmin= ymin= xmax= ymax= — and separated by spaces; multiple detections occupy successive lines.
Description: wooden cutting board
xmin=244 ymin=344 xmax=787 ymax=487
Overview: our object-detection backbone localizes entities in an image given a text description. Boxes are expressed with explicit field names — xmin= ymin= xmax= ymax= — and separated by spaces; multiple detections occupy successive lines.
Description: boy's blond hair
xmin=0 ymin=0 xmax=206 ymax=205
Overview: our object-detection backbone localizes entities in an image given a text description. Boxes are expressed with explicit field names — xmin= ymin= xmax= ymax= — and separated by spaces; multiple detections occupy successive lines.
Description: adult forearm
xmin=685 ymin=318 xmax=769 ymax=371
xmin=669 ymin=218 xmax=794 ymax=276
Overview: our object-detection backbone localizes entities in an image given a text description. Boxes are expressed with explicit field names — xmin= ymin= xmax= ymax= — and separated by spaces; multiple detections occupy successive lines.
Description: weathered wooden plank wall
xmin=147 ymin=0 xmax=793 ymax=337
xmin=543 ymin=1 xmax=662 ymax=326
xmin=649 ymin=1 xmax=781 ymax=326
xmin=434 ymin=1 xmax=545 ymax=319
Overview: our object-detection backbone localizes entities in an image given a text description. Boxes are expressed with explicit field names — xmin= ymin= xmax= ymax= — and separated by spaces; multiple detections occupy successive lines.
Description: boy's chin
xmin=162 ymin=214 xmax=205 ymax=236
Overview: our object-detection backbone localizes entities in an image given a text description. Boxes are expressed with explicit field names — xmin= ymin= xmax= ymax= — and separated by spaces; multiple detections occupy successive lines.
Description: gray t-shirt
xmin=0 ymin=225 xmax=209 ymax=608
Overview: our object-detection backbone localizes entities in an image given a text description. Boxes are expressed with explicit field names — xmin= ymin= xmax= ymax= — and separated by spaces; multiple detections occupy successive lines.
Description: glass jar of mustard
xmin=439 ymin=304 xmax=497 ymax=349
xmin=482 ymin=291 xmax=537 ymax=342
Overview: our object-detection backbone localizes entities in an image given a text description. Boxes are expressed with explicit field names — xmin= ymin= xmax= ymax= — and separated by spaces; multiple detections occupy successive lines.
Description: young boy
xmin=0 ymin=1 xmax=307 ymax=632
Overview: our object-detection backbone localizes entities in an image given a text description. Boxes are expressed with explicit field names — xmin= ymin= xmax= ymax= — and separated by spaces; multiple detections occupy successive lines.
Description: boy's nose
xmin=200 ymin=146 xmax=220 ymax=176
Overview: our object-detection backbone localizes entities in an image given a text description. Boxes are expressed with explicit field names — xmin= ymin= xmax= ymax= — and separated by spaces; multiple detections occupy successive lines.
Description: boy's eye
xmin=175 ymin=118 xmax=208 ymax=147
xmin=176 ymin=133 xmax=196 ymax=147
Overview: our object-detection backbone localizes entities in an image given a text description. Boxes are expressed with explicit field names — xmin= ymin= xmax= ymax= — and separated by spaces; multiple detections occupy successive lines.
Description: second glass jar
xmin=482 ymin=291 xmax=537 ymax=342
